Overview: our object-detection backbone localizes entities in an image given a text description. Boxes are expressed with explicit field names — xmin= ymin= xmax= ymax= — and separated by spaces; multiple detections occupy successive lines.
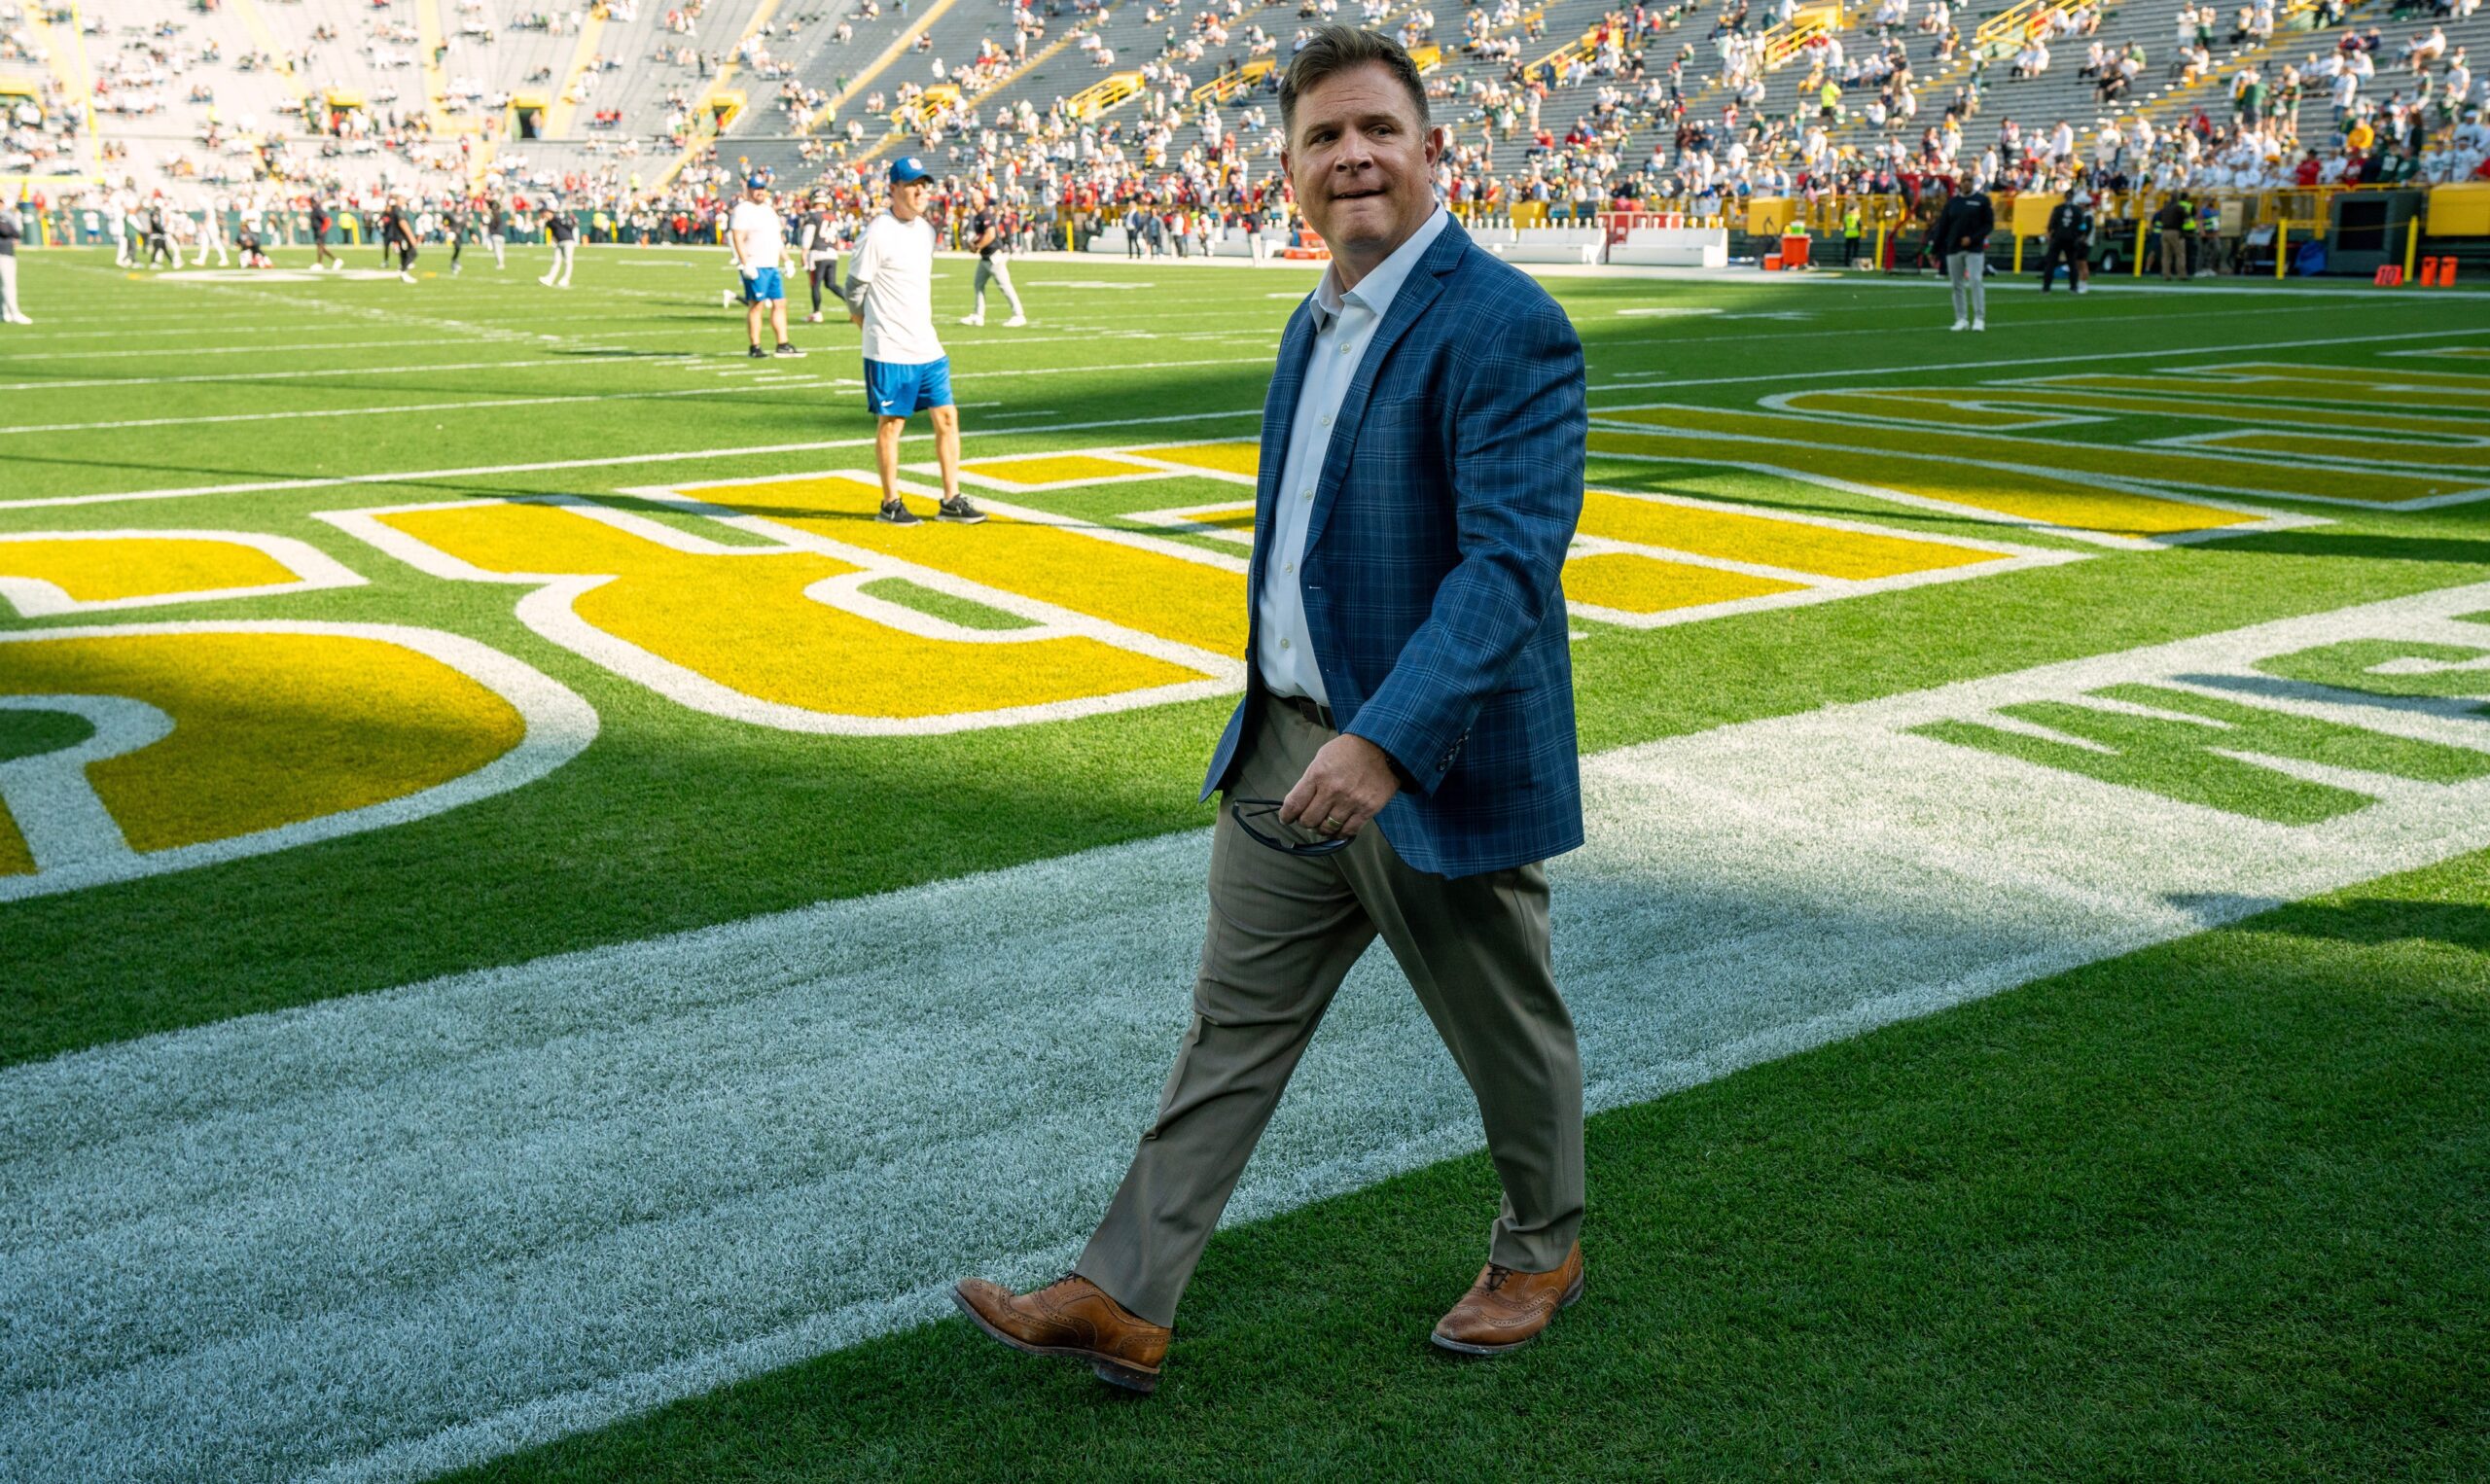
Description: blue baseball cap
xmin=889 ymin=156 xmax=933 ymax=185
xmin=745 ymin=174 xmax=769 ymax=190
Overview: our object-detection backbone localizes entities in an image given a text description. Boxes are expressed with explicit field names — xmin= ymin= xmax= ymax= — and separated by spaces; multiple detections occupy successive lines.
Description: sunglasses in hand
xmin=1227 ymin=796 xmax=1354 ymax=856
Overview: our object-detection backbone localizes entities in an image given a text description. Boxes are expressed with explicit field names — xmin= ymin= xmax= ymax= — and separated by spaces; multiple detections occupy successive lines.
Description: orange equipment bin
xmin=1779 ymin=231 xmax=1811 ymax=268
xmin=1762 ymin=253 xmax=1784 ymax=270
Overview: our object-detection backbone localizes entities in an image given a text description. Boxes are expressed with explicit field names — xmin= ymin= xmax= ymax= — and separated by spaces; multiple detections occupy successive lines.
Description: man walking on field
xmin=846 ymin=156 xmax=984 ymax=527
xmin=953 ymin=26 xmax=1591 ymax=1395
xmin=729 ymin=176 xmax=801 ymax=358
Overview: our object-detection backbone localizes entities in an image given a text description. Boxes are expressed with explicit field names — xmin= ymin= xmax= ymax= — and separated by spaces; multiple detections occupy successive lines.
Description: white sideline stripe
xmin=1585 ymin=326 xmax=2490 ymax=391
xmin=0 ymin=350 xmax=1270 ymax=402
xmin=0 ymin=408 xmax=1265 ymax=511
xmin=8 ymin=583 xmax=2490 ymax=1482
xmin=0 ymin=381 xmax=842 ymax=437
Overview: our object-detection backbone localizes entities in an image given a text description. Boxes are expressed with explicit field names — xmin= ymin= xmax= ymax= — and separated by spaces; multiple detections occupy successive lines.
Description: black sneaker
xmin=747 ymin=344 xmax=766 ymax=359
xmin=877 ymin=500 xmax=923 ymax=526
xmin=937 ymin=495 xmax=987 ymax=525
xmin=774 ymin=342 xmax=805 ymax=358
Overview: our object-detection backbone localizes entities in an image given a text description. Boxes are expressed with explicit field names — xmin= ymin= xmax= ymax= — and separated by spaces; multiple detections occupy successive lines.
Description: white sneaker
xmin=1950 ymin=319 xmax=1969 ymax=331
xmin=541 ymin=276 xmax=556 ymax=286
xmin=6 ymin=313 xmax=30 ymax=325
xmin=399 ymin=271 xmax=415 ymax=283
xmin=2075 ymin=282 xmax=2088 ymax=294
xmin=1003 ymin=314 xmax=1026 ymax=327
xmin=805 ymin=311 xmax=824 ymax=323
xmin=1972 ymin=318 xmax=1985 ymax=331
xmin=959 ymin=314 xmax=983 ymax=326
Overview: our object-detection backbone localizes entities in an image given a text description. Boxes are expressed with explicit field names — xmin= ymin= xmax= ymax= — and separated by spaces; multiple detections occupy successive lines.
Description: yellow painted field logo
xmin=0 ymin=534 xmax=594 ymax=901
xmin=10 ymin=355 xmax=2481 ymax=898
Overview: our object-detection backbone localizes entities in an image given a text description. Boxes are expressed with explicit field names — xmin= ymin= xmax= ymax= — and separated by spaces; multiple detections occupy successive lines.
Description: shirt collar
xmin=1308 ymin=204 xmax=1448 ymax=331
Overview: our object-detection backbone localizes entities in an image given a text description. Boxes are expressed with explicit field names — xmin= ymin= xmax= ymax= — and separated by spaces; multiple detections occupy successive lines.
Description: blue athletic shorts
xmin=741 ymin=265 xmax=785 ymax=303
xmin=864 ymin=357 xmax=954 ymax=416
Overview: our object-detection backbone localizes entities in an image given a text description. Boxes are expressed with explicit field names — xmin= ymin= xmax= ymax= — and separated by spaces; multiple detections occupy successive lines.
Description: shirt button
xmin=1284 ymin=561 xmax=1295 ymax=574
xmin=1280 ymin=637 xmax=1292 ymax=649
xmin=1301 ymin=490 xmax=1313 ymax=502
xmin=1319 ymin=413 xmax=1331 ymax=426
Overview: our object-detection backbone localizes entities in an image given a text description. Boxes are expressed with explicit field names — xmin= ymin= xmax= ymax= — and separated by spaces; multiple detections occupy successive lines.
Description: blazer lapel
xmin=1301 ymin=221 xmax=1468 ymax=557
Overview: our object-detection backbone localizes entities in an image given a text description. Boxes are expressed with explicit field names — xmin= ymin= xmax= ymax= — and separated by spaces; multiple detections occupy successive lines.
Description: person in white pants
xmin=539 ymin=204 xmax=576 ymax=287
xmin=957 ymin=188 xmax=1027 ymax=327
xmin=0 ymin=204 xmax=29 ymax=324
xmin=194 ymin=196 xmax=230 ymax=265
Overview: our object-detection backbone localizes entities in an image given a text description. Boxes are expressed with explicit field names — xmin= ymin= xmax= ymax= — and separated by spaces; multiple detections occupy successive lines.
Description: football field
xmin=3 ymin=247 xmax=2487 ymax=1482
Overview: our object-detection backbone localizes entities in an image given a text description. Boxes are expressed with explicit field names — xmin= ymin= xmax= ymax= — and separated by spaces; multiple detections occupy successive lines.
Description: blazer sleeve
xmin=1345 ymin=298 xmax=1586 ymax=795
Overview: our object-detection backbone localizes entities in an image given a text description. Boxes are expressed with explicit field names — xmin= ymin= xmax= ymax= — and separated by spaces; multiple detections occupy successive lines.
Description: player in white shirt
xmin=729 ymin=177 xmax=802 ymax=358
xmin=845 ymin=157 xmax=982 ymax=526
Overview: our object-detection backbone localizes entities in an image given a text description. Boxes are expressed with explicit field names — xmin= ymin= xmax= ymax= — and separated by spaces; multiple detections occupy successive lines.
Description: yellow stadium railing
xmin=1974 ymin=0 xmax=2055 ymax=51
xmin=1068 ymin=69 xmax=1144 ymax=121
xmin=1761 ymin=18 xmax=1829 ymax=70
xmin=1191 ymin=56 xmax=1272 ymax=106
xmin=1526 ymin=26 xmax=1602 ymax=81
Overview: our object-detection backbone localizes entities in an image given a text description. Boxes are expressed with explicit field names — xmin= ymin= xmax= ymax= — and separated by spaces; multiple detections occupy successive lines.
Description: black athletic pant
xmin=398 ymin=243 xmax=417 ymax=271
xmin=808 ymin=260 xmax=838 ymax=313
xmin=2038 ymin=233 xmax=2084 ymax=290
xmin=450 ymin=234 xmax=464 ymax=266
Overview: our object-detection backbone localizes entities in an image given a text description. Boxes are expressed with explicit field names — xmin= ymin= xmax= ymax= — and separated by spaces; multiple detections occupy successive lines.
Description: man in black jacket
xmin=2039 ymin=191 xmax=2092 ymax=294
xmin=1934 ymin=174 xmax=1994 ymax=330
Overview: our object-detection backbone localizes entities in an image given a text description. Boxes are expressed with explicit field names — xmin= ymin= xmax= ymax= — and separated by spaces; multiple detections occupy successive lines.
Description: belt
xmin=1272 ymin=692 xmax=1335 ymax=730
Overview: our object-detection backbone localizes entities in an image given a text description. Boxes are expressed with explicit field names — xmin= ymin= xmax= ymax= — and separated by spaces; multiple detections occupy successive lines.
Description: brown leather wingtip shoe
xmin=952 ymin=1274 xmax=1171 ymax=1395
xmin=1430 ymin=1243 xmax=1584 ymax=1356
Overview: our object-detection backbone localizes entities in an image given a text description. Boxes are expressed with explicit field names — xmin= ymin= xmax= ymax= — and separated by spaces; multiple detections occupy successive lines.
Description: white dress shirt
xmin=1256 ymin=205 xmax=1449 ymax=705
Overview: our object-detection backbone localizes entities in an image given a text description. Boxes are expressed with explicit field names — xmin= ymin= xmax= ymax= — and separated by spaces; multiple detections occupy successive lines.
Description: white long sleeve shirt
xmin=1255 ymin=205 xmax=1449 ymax=706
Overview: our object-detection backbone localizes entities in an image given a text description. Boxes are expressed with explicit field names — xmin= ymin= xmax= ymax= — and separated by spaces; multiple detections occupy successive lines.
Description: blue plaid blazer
xmin=1201 ymin=217 xmax=1587 ymax=878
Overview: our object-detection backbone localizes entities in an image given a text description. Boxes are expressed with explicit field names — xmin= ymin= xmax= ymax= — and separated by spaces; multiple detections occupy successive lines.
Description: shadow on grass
xmin=2239 ymin=895 xmax=2490 ymax=951
xmin=2210 ymin=530 xmax=2490 ymax=567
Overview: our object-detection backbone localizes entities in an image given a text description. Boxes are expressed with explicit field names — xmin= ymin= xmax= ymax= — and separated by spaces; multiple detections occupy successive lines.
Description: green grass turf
xmin=6 ymin=249 xmax=2488 ymax=1065
xmin=448 ymin=847 xmax=2490 ymax=1483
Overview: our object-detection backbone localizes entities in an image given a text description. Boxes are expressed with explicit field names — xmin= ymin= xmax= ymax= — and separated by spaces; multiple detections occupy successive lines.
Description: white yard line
xmin=0 ymin=382 xmax=842 ymax=436
xmin=8 ymin=583 xmax=2490 ymax=1483
xmin=0 ymin=407 xmax=1265 ymax=510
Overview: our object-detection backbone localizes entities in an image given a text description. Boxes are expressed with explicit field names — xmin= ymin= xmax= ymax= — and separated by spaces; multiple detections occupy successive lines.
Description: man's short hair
xmin=1280 ymin=25 xmax=1431 ymax=140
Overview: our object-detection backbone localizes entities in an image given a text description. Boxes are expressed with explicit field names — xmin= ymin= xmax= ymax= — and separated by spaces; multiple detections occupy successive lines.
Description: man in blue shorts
xmin=729 ymin=176 xmax=802 ymax=359
xmin=845 ymin=157 xmax=982 ymax=526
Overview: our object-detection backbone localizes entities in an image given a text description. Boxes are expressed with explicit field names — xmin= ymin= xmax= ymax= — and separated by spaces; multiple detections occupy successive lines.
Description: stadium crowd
xmin=10 ymin=0 xmax=2486 ymax=258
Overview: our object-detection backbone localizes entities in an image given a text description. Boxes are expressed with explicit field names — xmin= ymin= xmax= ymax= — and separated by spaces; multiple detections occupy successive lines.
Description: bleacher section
xmin=12 ymin=0 xmax=2485 ymax=232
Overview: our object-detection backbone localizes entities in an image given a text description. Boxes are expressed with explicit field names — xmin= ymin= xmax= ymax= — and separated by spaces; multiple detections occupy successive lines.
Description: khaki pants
xmin=1078 ymin=699 xmax=1583 ymax=1326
